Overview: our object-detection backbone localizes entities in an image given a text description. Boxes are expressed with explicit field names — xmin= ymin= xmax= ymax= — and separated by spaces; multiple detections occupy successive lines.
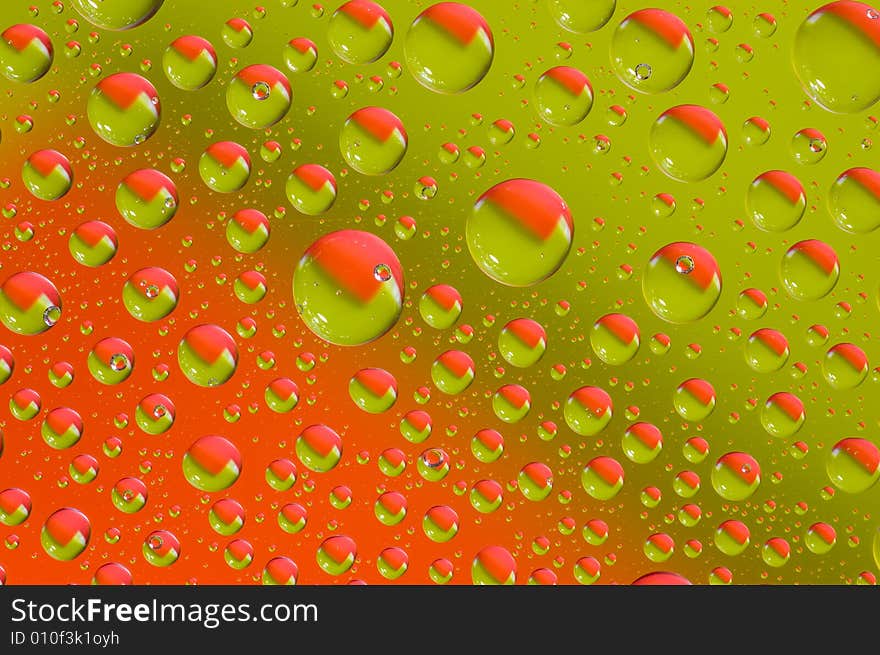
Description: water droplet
xmin=374 ymin=263 xmax=392 ymax=282
xmin=251 ymin=81 xmax=270 ymax=100
xmin=675 ymin=255 xmax=695 ymax=274
xmin=43 ymin=305 xmax=61 ymax=327
xmin=110 ymin=353 xmax=130 ymax=371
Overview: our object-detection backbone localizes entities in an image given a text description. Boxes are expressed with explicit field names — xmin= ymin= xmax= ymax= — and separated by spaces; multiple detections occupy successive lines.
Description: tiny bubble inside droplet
xmin=373 ymin=263 xmax=392 ymax=282
xmin=252 ymin=81 xmax=271 ymax=100
xmin=675 ymin=255 xmax=695 ymax=274
xmin=43 ymin=305 xmax=61 ymax=326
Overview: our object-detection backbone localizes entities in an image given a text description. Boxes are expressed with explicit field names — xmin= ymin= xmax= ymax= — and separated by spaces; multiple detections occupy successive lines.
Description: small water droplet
xmin=252 ymin=81 xmax=271 ymax=100
xmin=635 ymin=63 xmax=652 ymax=80
xmin=110 ymin=353 xmax=130 ymax=371
xmin=43 ymin=305 xmax=61 ymax=327
xmin=675 ymin=255 xmax=695 ymax=274
xmin=373 ymin=263 xmax=392 ymax=282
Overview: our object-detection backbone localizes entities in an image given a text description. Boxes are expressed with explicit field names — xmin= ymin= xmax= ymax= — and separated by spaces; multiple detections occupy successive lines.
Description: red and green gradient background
xmin=1 ymin=0 xmax=879 ymax=585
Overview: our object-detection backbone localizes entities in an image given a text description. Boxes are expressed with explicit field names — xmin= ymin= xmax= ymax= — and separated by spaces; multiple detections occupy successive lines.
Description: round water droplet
xmin=293 ymin=230 xmax=403 ymax=346
xmin=791 ymin=128 xmax=827 ymax=164
xmin=373 ymin=263 xmax=392 ymax=282
xmin=793 ymin=2 xmax=880 ymax=113
xmin=0 ymin=488 xmax=32 ymax=526
xmin=547 ymin=0 xmax=615 ymax=33
xmin=826 ymin=438 xmax=879 ymax=493
xmin=297 ymin=424 xmax=343 ymax=472
xmin=780 ymin=239 xmax=839 ymax=300
xmin=591 ymin=313 xmax=640 ymax=365
xmin=226 ymin=208 xmax=270 ymax=253
xmin=177 ymin=324 xmax=238 ymax=387
xmin=87 ymin=73 xmax=160 ymax=146
xmin=534 ymin=66 xmax=593 ymax=126
xmin=21 ymin=149 xmax=72 ymax=201
xmin=163 ymin=35 xmax=216 ymax=90
xmin=564 ymin=386 xmax=612 ymax=436
xmin=123 ymin=267 xmax=178 ymax=321
xmin=182 ymin=435 xmax=241 ymax=491
xmin=581 ymin=456 xmax=624 ymax=500
xmin=829 ymin=167 xmax=880 ymax=233
xmin=675 ymin=255 xmax=695 ymax=274
xmin=222 ymin=18 xmax=253 ymax=48
xmin=286 ymin=164 xmax=337 ymax=215
xmin=650 ymin=105 xmax=727 ymax=181
xmin=328 ymin=1 xmax=394 ymax=64
xmin=747 ymin=170 xmax=806 ymax=232
xmin=116 ymin=169 xmax=177 ymax=229
xmin=419 ymin=284 xmax=462 ymax=329
xmin=806 ymin=523 xmax=837 ymax=555
xmin=199 ymin=141 xmax=250 ymax=193
xmin=498 ymin=318 xmax=546 ymax=367
xmin=822 ymin=342 xmax=868 ymax=389
xmin=742 ymin=116 xmax=771 ymax=145
xmin=87 ymin=337 xmax=134 ymax=385
xmin=621 ymin=422 xmax=663 ymax=464
xmin=711 ymin=452 xmax=761 ymax=500
xmin=41 ymin=507 xmax=90 ymax=561
xmin=715 ymin=520 xmax=750 ymax=556
xmin=284 ymin=37 xmax=317 ymax=72
xmin=471 ymin=545 xmax=516 ymax=584
xmin=339 ymin=106 xmax=407 ymax=175
xmin=349 ymin=368 xmax=397 ymax=413
xmin=227 ymin=65 xmax=291 ymax=129
xmin=642 ymin=242 xmax=722 ymax=323
xmin=142 ymin=530 xmax=179 ymax=567
xmin=405 ymin=3 xmax=494 ymax=94
xmin=71 ymin=0 xmax=163 ymax=30
xmin=251 ymin=80 xmax=270 ymax=100
xmin=428 ymin=350 xmax=474 ymax=395
xmin=673 ymin=378 xmax=716 ymax=421
xmin=467 ymin=179 xmax=573 ymax=287
xmin=611 ymin=9 xmax=694 ymax=93
xmin=69 ymin=219 xmax=118 ymax=267
xmin=0 ymin=24 xmax=53 ymax=83
xmin=0 ymin=271 xmax=61 ymax=335
xmin=760 ymin=392 xmax=805 ymax=438
xmin=745 ymin=328 xmax=789 ymax=373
